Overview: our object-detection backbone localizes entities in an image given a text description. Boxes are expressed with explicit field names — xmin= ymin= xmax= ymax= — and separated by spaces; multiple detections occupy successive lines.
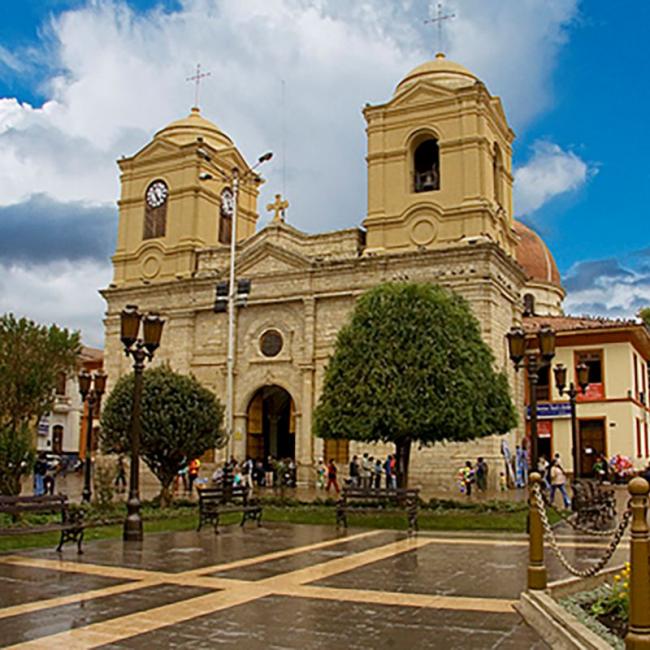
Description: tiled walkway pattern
xmin=0 ymin=524 xmax=627 ymax=649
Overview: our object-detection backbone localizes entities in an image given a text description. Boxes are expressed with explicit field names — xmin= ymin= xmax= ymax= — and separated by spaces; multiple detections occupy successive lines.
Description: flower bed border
xmin=516 ymin=566 xmax=623 ymax=650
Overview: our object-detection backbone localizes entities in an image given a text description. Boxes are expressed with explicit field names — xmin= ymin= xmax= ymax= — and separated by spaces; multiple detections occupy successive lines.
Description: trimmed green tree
xmin=313 ymin=282 xmax=517 ymax=487
xmin=0 ymin=314 xmax=80 ymax=495
xmin=100 ymin=365 xmax=225 ymax=505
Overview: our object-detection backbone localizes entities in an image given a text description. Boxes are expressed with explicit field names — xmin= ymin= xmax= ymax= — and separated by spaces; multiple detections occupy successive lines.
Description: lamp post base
xmin=123 ymin=497 xmax=143 ymax=542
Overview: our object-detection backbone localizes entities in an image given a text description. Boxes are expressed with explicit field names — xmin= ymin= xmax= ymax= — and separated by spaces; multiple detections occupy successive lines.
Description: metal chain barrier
xmin=545 ymin=501 xmax=621 ymax=537
xmin=533 ymin=482 xmax=631 ymax=578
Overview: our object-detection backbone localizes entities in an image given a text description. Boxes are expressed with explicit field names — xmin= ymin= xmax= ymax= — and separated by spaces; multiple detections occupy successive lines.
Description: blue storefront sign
xmin=526 ymin=402 xmax=572 ymax=420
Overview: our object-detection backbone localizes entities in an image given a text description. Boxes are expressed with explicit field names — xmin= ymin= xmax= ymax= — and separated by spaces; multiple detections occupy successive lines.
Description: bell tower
xmin=363 ymin=54 xmax=517 ymax=256
xmin=111 ymin=108 xmax=261 ymax=288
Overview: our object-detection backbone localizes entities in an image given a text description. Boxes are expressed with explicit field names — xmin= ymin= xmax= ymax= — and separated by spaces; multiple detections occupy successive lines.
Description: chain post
xmin=528 ymin=472 xmax=547 ymax=590
xmin=626 ymin=477 xmax=650 ymax=649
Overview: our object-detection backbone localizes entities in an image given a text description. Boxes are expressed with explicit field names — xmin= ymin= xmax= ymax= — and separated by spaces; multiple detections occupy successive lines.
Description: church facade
xmin=102 ymin=54 xmax=565 ymax=488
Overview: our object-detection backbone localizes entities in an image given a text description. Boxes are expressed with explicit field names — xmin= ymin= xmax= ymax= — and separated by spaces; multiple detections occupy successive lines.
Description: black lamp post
xmin=554 ymin=362 xmax=590 ymax=480
xmin=78 ymin=369 xmax=107 ymax=503
xmin=507 ymin=324 xmax=557 ymax=472
xmin=120 ymin=305 xmax=164 ymax=542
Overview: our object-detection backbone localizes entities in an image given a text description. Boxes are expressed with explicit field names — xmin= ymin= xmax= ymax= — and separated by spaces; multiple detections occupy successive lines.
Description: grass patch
xmin=0 ymin=498 xmax=541 ymax=553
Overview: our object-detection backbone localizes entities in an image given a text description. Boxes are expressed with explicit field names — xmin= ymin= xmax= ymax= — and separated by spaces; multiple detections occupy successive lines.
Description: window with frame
xmin=534 ymin=364 xmax=551 ymax=402
xmin=55 ymin=371 xmax=67 ymax=396
xmin=576 ymin=350 xmax=604 ymax=400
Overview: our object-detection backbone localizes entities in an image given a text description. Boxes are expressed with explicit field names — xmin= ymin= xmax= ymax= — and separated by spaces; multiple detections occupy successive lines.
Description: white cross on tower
xmin=186 ymin=63 xmax=211 ymax=109
xmin=424 ymin=2 xmax=456 ymax=56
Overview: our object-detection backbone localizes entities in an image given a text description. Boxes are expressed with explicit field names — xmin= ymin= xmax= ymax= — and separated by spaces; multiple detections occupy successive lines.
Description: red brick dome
xmin=513 ymin=221 xmax=561 ymax=286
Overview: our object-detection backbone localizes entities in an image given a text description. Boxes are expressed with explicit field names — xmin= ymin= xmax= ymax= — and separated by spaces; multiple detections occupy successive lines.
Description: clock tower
xmin=111 ymin=107 xmax=261 ymax=288
xmin=363 ymin=54 xmax=517 ymax=257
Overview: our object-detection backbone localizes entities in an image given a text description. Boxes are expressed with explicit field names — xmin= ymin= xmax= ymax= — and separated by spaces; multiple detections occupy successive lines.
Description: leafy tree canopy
xmin=100 ymin=365 xmax=225 ymax=504
xmin=0 ymin=314 xmax=79 ymax=495
xmin=313 ymin=283 xmax=516 ymax=484
xmin=0 ymin=313 xmax=80 ymax=431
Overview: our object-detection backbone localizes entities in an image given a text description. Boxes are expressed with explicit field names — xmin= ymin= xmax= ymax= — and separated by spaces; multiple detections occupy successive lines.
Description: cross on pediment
xmin=266 ymin=193 xmax=289 ymax=223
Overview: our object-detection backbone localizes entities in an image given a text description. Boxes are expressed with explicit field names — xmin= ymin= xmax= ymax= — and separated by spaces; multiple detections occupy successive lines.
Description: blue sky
xmin=0 ymin=0 xmax=647 ymax=345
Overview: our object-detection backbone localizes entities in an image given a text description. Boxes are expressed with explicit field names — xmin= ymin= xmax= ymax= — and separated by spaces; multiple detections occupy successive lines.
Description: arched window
xmin=493 ymin=144 xmax=503 ymax=207
xmin=219 ymin=188 xmax=233 ymax=245
xmin=52 ymin=425 xmax=63 ymax=454
xmin=413 ymin=139 xmax=440 ymax=192
xmin=523 ymin=293 xmax=535 ymax=317
xmin=143 ymin=180 xmax=168 ymax=239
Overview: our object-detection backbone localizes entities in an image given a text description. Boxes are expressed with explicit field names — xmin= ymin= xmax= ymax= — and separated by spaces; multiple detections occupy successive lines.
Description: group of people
xmin=457 ymin=457 xmax=490 ymax=496
xmin=315 ymin=453 xmax=400 ymax=494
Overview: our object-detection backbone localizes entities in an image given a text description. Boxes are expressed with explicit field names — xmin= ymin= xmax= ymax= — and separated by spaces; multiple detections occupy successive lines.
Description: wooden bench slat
xmin=0 ymin=493 xmax=84 ymax=553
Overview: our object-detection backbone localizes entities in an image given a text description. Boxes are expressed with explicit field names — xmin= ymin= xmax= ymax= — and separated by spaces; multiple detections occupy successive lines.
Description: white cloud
xmin=0 ymin=0 xmax=581 ymax=344
xmin=563 ymin=255 xmax=650 ymax=318
xmin=0 ymin=260 xmax=111 ymax=348
xmin=0 ymin=0 xmax=580 ymax=217
xmin=514 ymin=140 xmax=590 ymax=216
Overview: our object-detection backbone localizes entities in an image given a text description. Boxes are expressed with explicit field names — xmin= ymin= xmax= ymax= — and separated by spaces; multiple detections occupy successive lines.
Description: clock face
xmin=146 ymin=181 xmax=168 ymax=208
xmin=221 ymin=188 xmax=234 ymax=216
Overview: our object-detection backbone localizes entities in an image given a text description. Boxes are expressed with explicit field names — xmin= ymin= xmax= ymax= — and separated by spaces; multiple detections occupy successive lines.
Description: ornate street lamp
xmin=554 ymin=362 xmax=590 ymax=479
xmin=507 ymin=324 xmax=557 ymax=472
xmin=78 ymin=369 xmax=107 ymax=503
xmin=120 ymin=305 xmax=164 ymax=542
xmin=199 ymin=151 xmax=272 ymax=457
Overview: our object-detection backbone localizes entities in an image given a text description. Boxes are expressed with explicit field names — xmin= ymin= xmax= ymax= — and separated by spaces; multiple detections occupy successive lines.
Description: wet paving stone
xmin=23 ymin=524 xmax=349 ymax=574
xmin=0 ymin=563 xmax=130 ymax=608
xmin=211 ymin=530 xmax=402 ymax=580
xmin=99 ymin=594 xmax=549 ymax=650
xmin=0 ymin=583 xmax=213 ymax=646
xmin=311 ymin=541 xmax=530 ymax=599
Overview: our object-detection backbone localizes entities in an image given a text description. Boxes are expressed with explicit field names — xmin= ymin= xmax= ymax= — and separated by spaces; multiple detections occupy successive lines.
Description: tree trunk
xmin=159 ymin=482 xmax=173 ymax=508
xmin=395 ymin=438 xmax=412 ymax=488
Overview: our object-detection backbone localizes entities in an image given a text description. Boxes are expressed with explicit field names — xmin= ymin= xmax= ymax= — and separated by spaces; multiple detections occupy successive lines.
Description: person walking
xmin=188 ymin=457 xmax=201 ymax=494
xmin=360 ymin=453 xmax=371 ymax=489
xmin=476 ymin=457 xmax=488 ymax=492
xmin=33 ymin=453 xmax=47 ymax=496
xmin=374 ymin=458 xmax=382 ymax=489
xmin=317 ymin=459 xmax=326 ymax=489
xmin=114 ymin=455 xmax=127 ymax=494
xmin=349 ymin=455 xmax=359 ymax=487
xmin=242 ymin=456 xmax=254 ymax=490
xmin=326 ymin=459 xmax=340 ymax=494
xmin=461 ymin=461 xmax=475 ymax=497
xmin=265 ymin=456 xmax=275 ymax=488
xmin=549 ymin=459 xmax=571 ymax=508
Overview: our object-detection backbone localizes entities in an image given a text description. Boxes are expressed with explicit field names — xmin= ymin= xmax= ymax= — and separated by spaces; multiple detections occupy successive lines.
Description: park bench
xmin=336 ymin=487 xmax=420 ymax=534
xmin=0 ymin=494 xmax=85 ymax=553
xmin=197 ymin=483 xmax=262 ymax=534
xmin=571 ymin=479 xmax=616 ymax=530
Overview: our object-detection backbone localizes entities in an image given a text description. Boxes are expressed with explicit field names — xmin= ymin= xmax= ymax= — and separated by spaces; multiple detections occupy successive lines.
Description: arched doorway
xmin=246 ymin=385 xmax=295 ymax=462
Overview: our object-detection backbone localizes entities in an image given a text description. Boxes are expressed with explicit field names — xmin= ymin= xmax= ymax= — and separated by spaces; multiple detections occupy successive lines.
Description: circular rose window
xmin=260 ymin=330 xmax=283 ymax=357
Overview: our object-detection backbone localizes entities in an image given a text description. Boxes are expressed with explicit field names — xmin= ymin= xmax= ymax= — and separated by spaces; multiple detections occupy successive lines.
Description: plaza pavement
xmin=0 ymin=520 xmax=631 ymax=649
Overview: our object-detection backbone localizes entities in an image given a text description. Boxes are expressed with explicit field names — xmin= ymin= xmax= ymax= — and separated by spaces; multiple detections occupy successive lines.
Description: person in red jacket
xmin=326 ymin=459 xmax=340 ymax=493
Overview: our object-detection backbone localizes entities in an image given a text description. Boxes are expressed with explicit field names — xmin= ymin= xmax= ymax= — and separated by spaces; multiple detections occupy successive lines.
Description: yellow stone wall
xmin=363 ymin=55 xmax=516 ymax=258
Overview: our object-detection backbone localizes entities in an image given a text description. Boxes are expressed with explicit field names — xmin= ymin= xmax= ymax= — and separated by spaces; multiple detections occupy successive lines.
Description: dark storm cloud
xmin=563 ymin=258 xmax=633 ymax=293
xmin=0 ymin=194 xmax=117 ymax=264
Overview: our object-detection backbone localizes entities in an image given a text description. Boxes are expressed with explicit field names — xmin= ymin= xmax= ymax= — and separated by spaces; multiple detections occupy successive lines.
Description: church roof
xmin=395 ymin=53 xmax=479 ymax=94
xmin=154 ymin=107 xmax=233 ymax=150
xmin=513 ymin=221 xmax=562 ymax=287
xmin=523 ymin=315 xmax=641 ymax=334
